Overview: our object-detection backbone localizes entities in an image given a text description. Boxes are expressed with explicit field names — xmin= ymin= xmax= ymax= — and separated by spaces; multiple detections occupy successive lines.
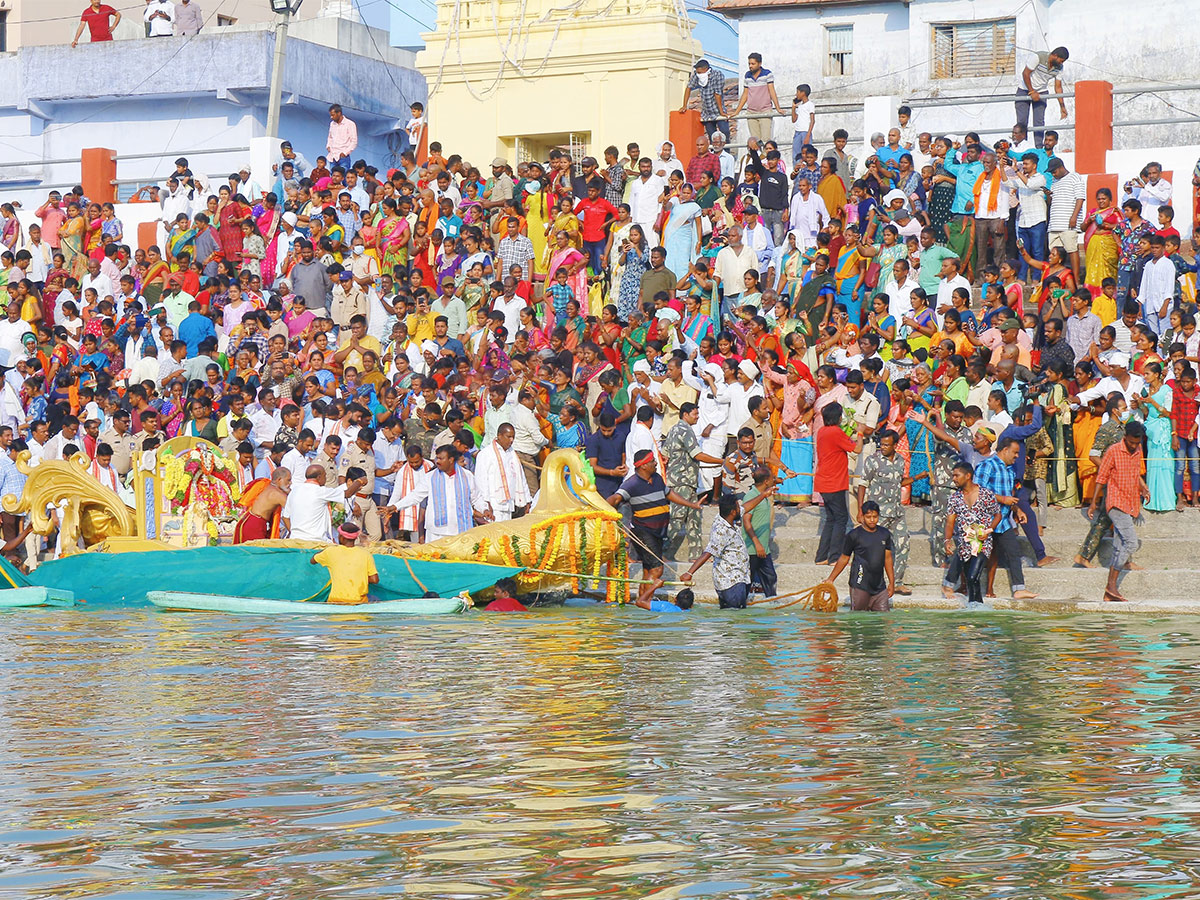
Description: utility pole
xmin=266 ymin=0 xmax=303 ymax=139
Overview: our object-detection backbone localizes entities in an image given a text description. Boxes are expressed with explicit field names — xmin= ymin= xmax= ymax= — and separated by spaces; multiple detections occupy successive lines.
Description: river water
xmin=3 ymin=607 xmax=1200 ymax=899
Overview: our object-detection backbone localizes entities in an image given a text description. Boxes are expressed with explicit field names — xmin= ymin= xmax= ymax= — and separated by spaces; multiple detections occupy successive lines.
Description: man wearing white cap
xmin=276 ymin=212 xmax=301 ymax=265
xmin=237 ymin=163 xmax=265 ymax=202
xmin=1076 ymin=351 xmax=1146 ymax=408
xmin=697 ymin=361 xmax=732 ymax=497
xmin=786 ymin=174 xmax=827 ymax=252
xmin=726 ymin=359 xmax=765 ymax=443
xmin=629 ymin=360 xmax=664 ymax=437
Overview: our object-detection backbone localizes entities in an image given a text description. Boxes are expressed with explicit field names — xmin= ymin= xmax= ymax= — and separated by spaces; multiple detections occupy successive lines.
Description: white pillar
xmin=250 ymin=136 xmax=276 ymax=201
xmin=862 ymin=94 xmax=899 ymax=159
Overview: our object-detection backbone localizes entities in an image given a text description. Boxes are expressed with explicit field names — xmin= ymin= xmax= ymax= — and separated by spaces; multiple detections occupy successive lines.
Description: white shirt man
xmin=883 ymin=269 xmax=920 ymax=330
xmin=81 ymin=270 xmax=115 ymax=304
xmin=144 ymin=0 xmax=175 ymax=36
xmin=248 ymin=404 xmax=281 ymax=458
xmin=1127 ymin=174 xmax=1172 ymax=223
xmin=24 ymin=236 xmax=52 ymax=284
xmin=625 ymin=416 xmax=664 ymax=476
xmin=725 ymin=362 xmax=765 ymax=436
xmin=713 ymin=238 xmax=759 ymax=303
xmin=1077 ymin=368 xmax=1146 ymax=409
xmin=697 ymin=364 xmax=731 ymax=493
xmin=475 ymin=430 xmax=531 ymax=521
xmin=282 ymin=473 xmax=348 ymax=542
xmin=936 ymin=270 xmax=971 ymax=323
xmin=786 ymin=189 xmax=828 ymax=249
xmin=1139 ymin=250 xmax=1177 ymax=335
xmin=509 ymin=400 xmax=548 ymax=458
xmin=282 ymin=444 xmax=312 ymax=482
xmin=629 ymin=171 xmax=667 ymax=234
xmin=391 ymin=459 xmax=485 ymax=541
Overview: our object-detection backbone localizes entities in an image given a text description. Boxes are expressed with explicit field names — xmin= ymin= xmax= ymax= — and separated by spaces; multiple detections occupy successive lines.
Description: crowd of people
xmin=0 ymin=43 xmax=1198 ymax=608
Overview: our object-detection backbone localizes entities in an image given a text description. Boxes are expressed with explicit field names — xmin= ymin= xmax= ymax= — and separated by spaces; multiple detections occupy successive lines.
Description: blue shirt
xmin=944 ymin=157 xmax=984 ymax=215
xmin=997 ymin=404 xmax=1044 ymax=483
xmin=0 ymin=453 xmax=26 ymax=500
xmin=178 ymin=312 xmax=216 ymax=357
xmin=974 ymin=454 xmax=1016 ymax=533
xmin=648 ymin=599 xmax=684 ymax=612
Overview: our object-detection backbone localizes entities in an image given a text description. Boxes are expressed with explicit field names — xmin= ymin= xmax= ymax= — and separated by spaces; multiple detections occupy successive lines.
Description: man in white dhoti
xmin=387 ymin=445 xmax=489 ymax=542
xmin=475 ymin=424 xmax=532 ymax=522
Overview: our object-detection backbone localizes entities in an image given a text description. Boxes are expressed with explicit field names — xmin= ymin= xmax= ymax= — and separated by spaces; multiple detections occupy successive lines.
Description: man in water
xmin=234 ymin=468 xmax=292 ymax=543
xmin=1092 ymin=419 xmax=1149 ymax=603
xmin=311 ymin=522 xmax=379 ymax=605
xmin=678 ymin=494 xmax=758 ymax=609
xmin=824 ymin=500 xmax=895 ymax=611
xmin=635 ymin=585 xmax=695 ymax=613
xmin=484 ymin=576 xmax=527 ymax=612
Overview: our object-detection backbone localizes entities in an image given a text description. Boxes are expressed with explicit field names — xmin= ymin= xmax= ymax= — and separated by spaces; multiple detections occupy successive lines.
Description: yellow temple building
xmin=416 ymin=0 xmax=702 ymax=164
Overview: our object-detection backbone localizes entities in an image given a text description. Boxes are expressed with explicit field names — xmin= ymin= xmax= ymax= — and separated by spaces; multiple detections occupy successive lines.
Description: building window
xmin=0 ymin=10 xmax=7 ymax=53
xmin=216 ymin=14 xmax=237 ymax=26
xmin=931 ymin=19 xmax=1016 ymax=79
xmin=825 ymin=24 xmax=852 ymax=77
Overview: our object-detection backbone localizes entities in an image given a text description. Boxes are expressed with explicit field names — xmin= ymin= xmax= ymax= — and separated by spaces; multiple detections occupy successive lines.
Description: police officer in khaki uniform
xmin=99 ymin=410 xmax=137 ymax=478
xmin=339 ymin=426 xmax=382 ymax=542
xmin=315 ymin=435 xmax=342 ymax=486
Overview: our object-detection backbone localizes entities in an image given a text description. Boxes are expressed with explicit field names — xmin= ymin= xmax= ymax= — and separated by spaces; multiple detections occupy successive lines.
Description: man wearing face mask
xmin=289 ymin=240 xmax=332 ymax=312
xmin=681 ymin=59 xmax=730 ymax=142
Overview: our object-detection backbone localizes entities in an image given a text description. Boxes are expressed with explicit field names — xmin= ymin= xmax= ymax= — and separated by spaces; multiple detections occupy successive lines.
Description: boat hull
xmin=0 ymin=587 xmax=76 ymax=608
xmin=148 ymin=591 xmax=470 ymax=615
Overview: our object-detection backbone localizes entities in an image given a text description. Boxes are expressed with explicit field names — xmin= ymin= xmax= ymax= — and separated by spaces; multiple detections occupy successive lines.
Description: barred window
xmin=931 ymin=19 xmax=1016 ymax=79
xmin=825 ymin=25 xmax=852 ymax=77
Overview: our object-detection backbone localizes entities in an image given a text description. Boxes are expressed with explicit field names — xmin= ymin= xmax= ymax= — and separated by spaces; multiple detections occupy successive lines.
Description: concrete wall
xmin=731 ymin=0 xmax=1200 ymax=152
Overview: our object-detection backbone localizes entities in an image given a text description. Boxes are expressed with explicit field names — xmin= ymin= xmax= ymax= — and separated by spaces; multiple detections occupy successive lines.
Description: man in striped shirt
xmin=609 ymin=449 xmax=703 ymax=585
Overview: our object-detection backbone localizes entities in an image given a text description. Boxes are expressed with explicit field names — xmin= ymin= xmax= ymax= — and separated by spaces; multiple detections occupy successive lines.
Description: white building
xmin=708 ymin=0 xmax=1200 ymax=152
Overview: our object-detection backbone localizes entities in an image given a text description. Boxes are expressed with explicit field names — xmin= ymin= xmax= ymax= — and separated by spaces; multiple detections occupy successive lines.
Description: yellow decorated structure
xmin=3 ymin=443 xmax=628 ymax=601
xmin=415 ymin=0 xmax=701 ymax=164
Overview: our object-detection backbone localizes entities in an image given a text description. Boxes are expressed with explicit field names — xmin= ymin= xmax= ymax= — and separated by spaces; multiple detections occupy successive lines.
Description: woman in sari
xmin=857 ymin=219 xmax=906 ymax=297
xmin=1042 ymin=359 xmax=1080 ymax=507
xmin=896 ymin=153 xmax=924 ymax=210
xmin=774 ymin=231 xmax=808 ymax=300
xmin=519 ymin=306 xmax=551 ymax=354
xmin=410 ymin=221 xmax=434 ymax=288
xmin=560 ymin=299 xmax=588 ymax=351
xmin=1073 ymin=392 xmax=1105 ymax=505
xmin=255 ymin=193 xmax=283 ymax=286
xmin=833 ymin=223 xmax=866 ymax=326
xmin=436 ymin=235 xmax=464 ymax=288
xmin=816 ymin=158 xmax=847 ymax=223
xmin=83 ymin=203 xmax=105 ymax=263
xmin=887 ymin=378 xmax=915 ymax=505
xmin=165 ymin=214 xmax=197 ymax=268
xmin=1131 ymin=325 xmax=1163 ymax=376
xmin=605 ymin=203 xmax=634 ymax=274
xmin=572 ymin=341 xmax=614 ymax=423
xmin=1022 ymin=245 xmax=1077 ymax=309
xmin=682 ymin=292 xmax=714 ymax=346
xmin=218 ymin=189 xmax=252 ymax=264
xmin=142 ymin=245 xmax=170 ymax=308
xmin=904 ymin=363 xmax=938 ymax=501
xmin=661 ymin=183 xmax=703 ymax=273
xmin=1084 ymin=187 xmax=1120 ymax=293
xmin=547 ymin=196 xmax=582 ymax=258
xmin=546 ymin=229 xmax=589 ymax=318
xmin=543 ymin=364 xmax=584 ymax=431
xmin=591 ymin=304 xmax=624 ymax=369
xmin=807 ymin=364 xmax=850 ymax=509
xmin=377 ymin=198 xmax=411 ymax=276
xmin=524 ymin=167 xmax=551 ymax=277
xmin=160 ymin=379 xmax=188 ymax=438
xmin=1135 ymin=361 xmax=1175 ymax=512
xmin=928 ymin=138 xmax=956 ymax=242
xmin=714 ymin=177 xmax=743 ymax=228
xmin=771 ymin=360 xmax=818 ymax=504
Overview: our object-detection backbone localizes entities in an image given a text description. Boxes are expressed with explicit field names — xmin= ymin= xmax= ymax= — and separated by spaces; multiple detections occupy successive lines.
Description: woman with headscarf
xmin=815 ymin=157 xmax=847 ymax=226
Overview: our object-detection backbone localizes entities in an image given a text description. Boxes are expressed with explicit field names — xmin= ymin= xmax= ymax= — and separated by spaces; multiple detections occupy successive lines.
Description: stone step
xmin=675 ymin=590 xmax=1200 ymax=615
xmin=649 ymin=560 xmax=1200 ymax=602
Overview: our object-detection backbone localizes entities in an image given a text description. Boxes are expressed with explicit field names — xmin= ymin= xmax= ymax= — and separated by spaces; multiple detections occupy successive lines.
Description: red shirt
xmin=573 ymin=198 xmax=619 ymax=243
xmin=1097 ymin=440 xmax=1144 ymax=517
xmin=80 ymin=5 xmax=118 ymax=41
xmin=814 ymin=424 xmax=856 ymax=493
xmin=484 ymin=596 xmax=527 ymax=612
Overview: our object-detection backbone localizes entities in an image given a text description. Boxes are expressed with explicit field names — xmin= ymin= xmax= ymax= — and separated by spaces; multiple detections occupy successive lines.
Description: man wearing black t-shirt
xmin=756 ymin=149 xmax=790 ymax=244
xmin=825 ymin=500 xmax=895 ymax=611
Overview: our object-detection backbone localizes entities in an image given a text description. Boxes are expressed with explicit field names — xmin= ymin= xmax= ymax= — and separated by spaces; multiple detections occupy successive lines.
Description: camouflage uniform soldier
xmin=858 ymin=429 xmax=911 ymax=591
xmin=662 ymin=403 xmax=726 ymax=559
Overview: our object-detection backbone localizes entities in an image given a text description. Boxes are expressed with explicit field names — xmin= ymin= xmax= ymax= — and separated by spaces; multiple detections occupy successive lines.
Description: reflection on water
xmin=3 ymin=609 xmax=1200 ymax=898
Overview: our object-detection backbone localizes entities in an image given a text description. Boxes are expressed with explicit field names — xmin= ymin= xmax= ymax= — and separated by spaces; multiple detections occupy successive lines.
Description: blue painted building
xmin=0 ymin=18 xmax=426 ymax=206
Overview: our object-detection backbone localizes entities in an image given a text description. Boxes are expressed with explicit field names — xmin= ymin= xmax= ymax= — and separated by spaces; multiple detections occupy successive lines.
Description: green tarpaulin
xmin=0 ymin=546 xmax=520 ymax=607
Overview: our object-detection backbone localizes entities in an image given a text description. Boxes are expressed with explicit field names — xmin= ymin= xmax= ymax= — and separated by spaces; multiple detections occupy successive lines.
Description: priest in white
xmin=475 ymin=424 xmax=532 ymax=521
xmin=282 ymin=464 xmax=355 ymax=542
xmin=388 ymin=445 xmax=489 ymax=541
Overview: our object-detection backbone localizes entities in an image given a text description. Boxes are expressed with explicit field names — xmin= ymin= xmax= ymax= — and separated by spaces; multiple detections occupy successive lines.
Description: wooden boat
xmin=0 ymin=587 xmax=76 ymax=608
xmin=148 ymin=591 xmax=471 ymax=615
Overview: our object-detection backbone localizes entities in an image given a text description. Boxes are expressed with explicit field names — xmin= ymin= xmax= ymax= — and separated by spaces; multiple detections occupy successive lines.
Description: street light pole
xmin=266 ymin=0 xmax=302 ymax=139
